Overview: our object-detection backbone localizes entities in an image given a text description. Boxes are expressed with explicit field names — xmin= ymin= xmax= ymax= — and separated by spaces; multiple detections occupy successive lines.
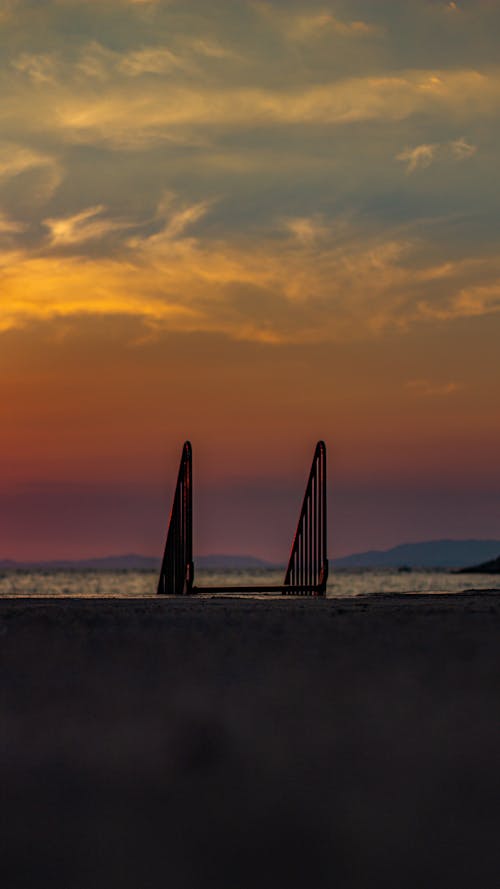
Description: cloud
xmin=76 ymin=42 xmax=119 ymax=80
xmin=0 ymin=211 xmax=26 ymax=235
xmin=12 ymin=41 xmax=198 ymax=88
xmin=43 ymin=205 xmax=132 ymax=246
xmin=5 ymin=39 xmax=500 ymax=150
xmin=282 ymin=215 xmax=329 ymax=244
xmin=251 ymin=4 xmax=382 ymax=41
xmin=25 ymin=68 xmax=497 ymax=148
xmin=289 ymin=13 xmax=382 ymax=40
xmin=57 ymin=0 xmax=162 ymax=5
xmin=397 ymin=143 xmax=438 ymax=172
xmin=0 ymin=4 xmax=499 ymax=349
xmin=117 ymin=46 xmax=193 ymax=76
xmin=450 ymin=137 xmax=477 ymax=160
xmin=416 ymin=280 xmax=500 ymax=322
xmin=0 ymin=143 xmax=58 ymax=180
xmin=0 ymin=143 xmax=63 ymax=201
xmin=2 ymin=203 xmax=500 ymax=345
xmin=181 ymin=38 xmax=240 ymax=60
xmin=397 ymin=137 xmax=477 ymax=172
xmin=129 ymin=192 xmax=211 ymax=248
xmin=12 ymin=53 xmax=59 ymax=84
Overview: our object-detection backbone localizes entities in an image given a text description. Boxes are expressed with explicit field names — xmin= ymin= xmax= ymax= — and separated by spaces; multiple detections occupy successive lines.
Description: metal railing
xmin=283 ymin=441 xmax=328 ymax=595
xmin=157 ymin=441 xmax=194 ymax=596
xmin=157 ymin=441 xmax=328 ymax=597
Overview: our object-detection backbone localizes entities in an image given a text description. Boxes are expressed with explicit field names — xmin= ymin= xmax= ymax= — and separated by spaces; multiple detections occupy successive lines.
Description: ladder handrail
xmin=284 ymin=441 xmax=328 ymax=595
xmin=157 ymin=441 xmax=193 ymax=596
xmin=157 ymin=441 xmax=328 ymax=596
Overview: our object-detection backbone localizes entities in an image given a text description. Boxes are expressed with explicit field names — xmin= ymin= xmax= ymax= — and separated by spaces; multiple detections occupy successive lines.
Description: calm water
xmin=0 ymin=568 xmax=498 ymax=598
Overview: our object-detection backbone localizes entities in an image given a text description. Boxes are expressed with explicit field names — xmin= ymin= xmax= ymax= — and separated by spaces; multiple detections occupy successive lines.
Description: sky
xmin=1 ymin=0 xmax=499 ymax=562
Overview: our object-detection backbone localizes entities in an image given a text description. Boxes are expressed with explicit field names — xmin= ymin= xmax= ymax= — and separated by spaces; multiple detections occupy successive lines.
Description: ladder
xmin=157 ymin=441 xmax=328 ymax=596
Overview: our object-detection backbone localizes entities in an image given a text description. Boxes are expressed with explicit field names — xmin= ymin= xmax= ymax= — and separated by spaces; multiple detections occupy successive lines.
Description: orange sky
xmin=1 ymin=0 xmax=499 ymax=560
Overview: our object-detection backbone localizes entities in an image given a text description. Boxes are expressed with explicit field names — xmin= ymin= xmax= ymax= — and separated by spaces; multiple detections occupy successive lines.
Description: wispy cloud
xmin=1 ymin=3 xmax=499 ymax=349
xmin=251 ymin=4 xmax=382 ymax=41
xmin=397 ymin=137 xmax=477 ymax=172
xmin=0 ymin=143 xmax=63 ymax=201
xmin=0 ymin=211 xmax=26 ymax=235
xmin=11 ymin=52 xmax=59 ymax=84
xmin=181 ymin=37 xmax=240 ymax=60
xmin=43 ymin=205 xmax=132 ymax=246
xmin=72 ymin=38 xmax=234 ymax=83
xmin=46 ymin=70 xmax=500 ymax=147
xmin=2 ymin=206 xmax=500 ymax=344
xmin=417 ymin=280 xmax=500 ymax=322
xmin=5 ymin=34 xmax=500 ymax=150
xmin=450 ymin=137 xmax=477 ymax=160
xmin=129 ymin=192 xmax=212 ymax=249
xmin=0 ymin=143 xmax=58 ymax=180
xmin=397 ymin=143 xmax=438 ymax=173
xmin=76 ymin=42 xmax=119 ymax=80
xmin=288 ymin=13 xmax=382 ymax=40
xmin=118 ymin=46 xmax=193 ymax=76
xmin=282 ymin=215 xmax=329 ymax=244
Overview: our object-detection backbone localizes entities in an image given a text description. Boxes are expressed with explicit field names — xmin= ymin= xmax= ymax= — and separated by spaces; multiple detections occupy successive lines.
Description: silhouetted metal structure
xmin=157 ymin=441 xmax=193 ymax=596
xmin=283 ymin=441 xmax=328 ymax=595
xmin=157 ymin=441 xmax=328 ymax=597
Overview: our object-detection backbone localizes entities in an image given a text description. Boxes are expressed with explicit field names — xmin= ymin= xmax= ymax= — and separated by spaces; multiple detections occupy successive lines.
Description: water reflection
xmin=0 ymin=568 xmax=498 ymax=598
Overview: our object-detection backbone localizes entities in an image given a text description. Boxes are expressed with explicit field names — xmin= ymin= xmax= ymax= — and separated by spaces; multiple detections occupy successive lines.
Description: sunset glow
xmin=1 ymin=0 xmax=499 ymax=561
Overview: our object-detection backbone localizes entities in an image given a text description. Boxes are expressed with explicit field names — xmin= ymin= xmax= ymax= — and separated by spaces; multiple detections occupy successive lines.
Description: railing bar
xmin=322 ymin=447 xmax=327 ymax=580
xmin=299 ymin=515 xmax=304 ymax=587
xmin=187 ymin=450 xmax=193 ymax=592
xmin=160 ymin=441 xmax=326 ymax=597
xmin=307 ymin=485 xmax=313 ymax=586
xmin=174 ymin=484 xmax=178 ymax=595
xmin=313 ymin=464 xmax=317 ymax=586
xmin=317 ymin=453 xmax=322 ymax=575
xmin=190 ymin=584 xmax=321 ymax=595
xmin=305 ymin=490 xmax=308 ymax=592
xmin=304 ymin=495 xmax=309 ymax=591
xmin=183 ymin=469 xmax=186 ymax=586
xmin=318 ymin=455 xmax=321 ymax=584
xmin=303 ymin=511 xmax=306 ymax=593
xmin=284 ymin=443 xmax=322 ymax=586
xmin=177 ymin=483 xmax=182 ymax=594
xmin=181 ymin=474 xmax=186 ymax=593
xmin=303 ymin=521 xmax=306 ymax=595
xmin=316 ymin=459 xmax=320 ymax=584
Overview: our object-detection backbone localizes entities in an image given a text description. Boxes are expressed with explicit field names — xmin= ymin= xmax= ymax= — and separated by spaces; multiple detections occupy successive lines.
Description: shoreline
xmin=1 ymin=586 xmax=499 ymax=603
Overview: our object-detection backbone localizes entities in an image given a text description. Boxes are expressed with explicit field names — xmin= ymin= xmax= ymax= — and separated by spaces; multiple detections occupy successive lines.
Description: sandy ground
xmin=1 ymin=591 xmax=500 ymax=889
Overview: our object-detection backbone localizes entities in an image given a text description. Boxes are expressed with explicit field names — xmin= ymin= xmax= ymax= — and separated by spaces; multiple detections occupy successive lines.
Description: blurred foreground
xmin=1 ymin=593 xmax=500 ymax=888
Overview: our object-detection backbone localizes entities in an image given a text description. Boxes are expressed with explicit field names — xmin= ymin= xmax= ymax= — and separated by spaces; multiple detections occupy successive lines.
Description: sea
xmin=0 ymin=568 xmax=498 ymax=598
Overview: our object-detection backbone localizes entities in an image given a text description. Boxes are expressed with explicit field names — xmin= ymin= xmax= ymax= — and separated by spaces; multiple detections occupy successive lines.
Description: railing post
xmin=157 ymin=441 xmax=194 ymax=595
xmin=284 ymin=442 xmax=328 ymax=596
xmin=158 ymin=440 xmax=328 ymax=597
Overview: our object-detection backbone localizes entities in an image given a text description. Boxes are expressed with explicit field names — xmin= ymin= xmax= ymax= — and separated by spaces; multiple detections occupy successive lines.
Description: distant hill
xmin=196 ymin=554 xmax=276 ymax=570
xmin=0 ymin=554 xmax=158 ymax=571
xmin=0 ymin=553 xmax=276 ymax=572
xmin=334 ymin=540 xmax=500 ymax=570
xmin=4 ymin=543 xmax=500 ymax=572
xmin=457 ymin=555 xmax=500 ymax=574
